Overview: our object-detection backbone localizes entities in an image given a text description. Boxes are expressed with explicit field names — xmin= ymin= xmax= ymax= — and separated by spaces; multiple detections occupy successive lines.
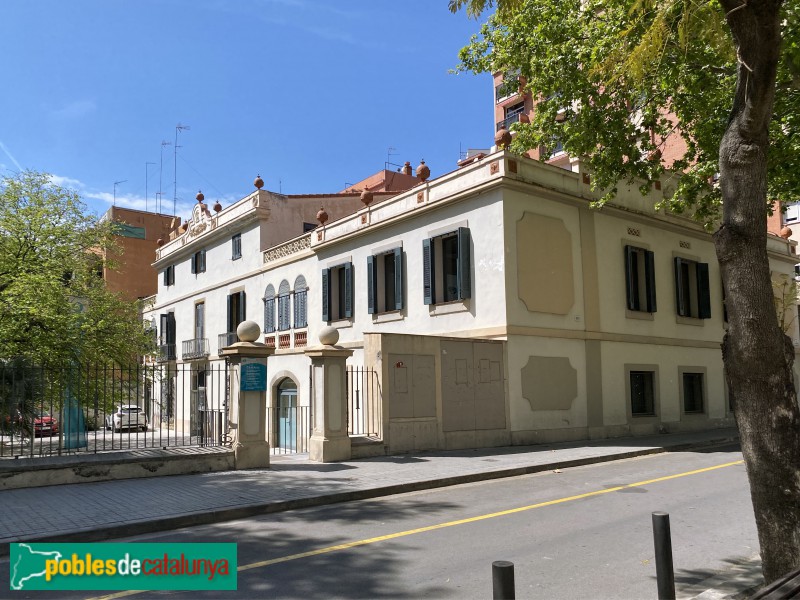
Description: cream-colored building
xmin=142 ymin=150 xmax=799 ymax=456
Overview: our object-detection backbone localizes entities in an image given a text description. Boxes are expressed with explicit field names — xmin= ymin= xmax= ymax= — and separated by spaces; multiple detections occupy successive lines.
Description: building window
xmin=227 ymin=291 xmax=246 ymax=337
xmin=367 ymin=248 xmax=404 ymax=314
xmin=195 ymin=302 xmax=205 ymax=340
xmin=163 ymin=265 xmax=175 ymax=287
xmin=263 ymin=285 xmax=276 ymax=334
xmin=294 ymin=275 xmax=308 ymax=328
xmin=190 ymin=249 xmax=206 ymax=274
xmin=278 ymin=280 xmax=291 ymax=331
xmin=232 ymin=234 xmax=242 ymax=260
xmin=423 ymin=228 xmax=471 ymax=306
xmin=625 ymin=246 xmax=657 ymax=312
xmin=674 ymin=258 xmax=711 ymax=318
xmin=630 ymin=371 xmax=656 ymax=416
xmin=159 ymin=312 xmax=176 ymax=360
xmin=682 ymin=372 xmax=705 ymax=414
xmin=498 ymin=101 xmax=525 ymax=131
xmin=303 ymin=222 xmax=316 ymax=233
xmin=322 ymin=262 xmax=353 ymax=322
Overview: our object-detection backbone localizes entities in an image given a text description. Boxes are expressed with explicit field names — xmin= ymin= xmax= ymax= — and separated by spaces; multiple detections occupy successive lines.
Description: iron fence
xmin=346 ymin=366 xmax=381 ymax=437
xmin=266 ymin=406 xmax=310 ymax=455
xmin=0 ymin=362 xmax=229 ymax=459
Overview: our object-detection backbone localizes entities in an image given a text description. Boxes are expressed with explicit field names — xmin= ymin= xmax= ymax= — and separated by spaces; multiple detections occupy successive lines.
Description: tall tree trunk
xmin=716 ymin=0 xmax=800 ymax=583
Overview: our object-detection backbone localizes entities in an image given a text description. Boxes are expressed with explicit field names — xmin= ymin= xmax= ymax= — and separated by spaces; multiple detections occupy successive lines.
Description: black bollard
xmin=652 ymin=512 xmax=676 ymax=600
xmin=492 ymin=560 xmax=515 ymax=600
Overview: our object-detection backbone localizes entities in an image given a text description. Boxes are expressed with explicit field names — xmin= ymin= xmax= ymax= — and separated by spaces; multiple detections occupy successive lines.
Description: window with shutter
xmin=232 ymin=234 xmax=242 ymax=260
xmin=324 ymin=263 xmax=354 ymax=321
xmin=263 ymin=285 xmax=276 ymax=333
xmin=424 ymin=228 xmax=471 ymax=306
xmin=293 ymin=275 xmax=308 ymax=328
xmin=367 ymin=248 xmax=404 ymax=315
xmin=673 ymin=257 xmax=711 ymax=319
xmin=624 ymin=246 xmax=657 ymax=313
xmin=278 ymin=280 xmax=291 ymax=331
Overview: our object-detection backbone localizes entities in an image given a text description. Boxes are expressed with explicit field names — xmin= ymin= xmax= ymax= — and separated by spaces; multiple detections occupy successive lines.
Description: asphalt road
xmin=1 ymin=444 xmax=760 ymax=599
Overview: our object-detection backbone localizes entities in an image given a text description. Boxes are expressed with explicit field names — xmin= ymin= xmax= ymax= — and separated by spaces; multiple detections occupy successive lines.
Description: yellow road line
xmin=86 ymin=459 xmax=744 ymax=600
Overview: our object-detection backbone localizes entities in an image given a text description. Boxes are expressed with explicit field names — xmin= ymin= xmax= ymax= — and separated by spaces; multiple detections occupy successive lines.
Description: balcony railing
xmin=294 ymin=331 xmax=307 ymax=348
xmin=278 ymin=334 xmax=291 ymax=349
xmin=264 ymin=336 xmax=276 ymax=349
xmin=156 ymin=344 xmax=176 ymax=362
xmin=496 ymin=112 xmax=522 ymax=131
xmin=217 ymin=332 xmax=238 ymax=354
xmin=182 ymin=338 xmax=210 ymax=360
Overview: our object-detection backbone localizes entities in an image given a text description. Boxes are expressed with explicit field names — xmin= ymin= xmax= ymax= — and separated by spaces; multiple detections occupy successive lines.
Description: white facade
xmin=142 ymin=150 xmax=800 ymax=454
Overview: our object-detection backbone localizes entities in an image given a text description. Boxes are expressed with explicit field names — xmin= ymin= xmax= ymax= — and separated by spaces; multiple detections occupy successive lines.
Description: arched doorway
xmin=276 ymin=378 xmax=298 ymax=451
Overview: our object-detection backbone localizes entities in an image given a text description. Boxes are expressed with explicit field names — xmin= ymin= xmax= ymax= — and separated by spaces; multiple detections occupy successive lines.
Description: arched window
xmin=278 ymin=280 xmax=291 ymax=331
xmin=293 ymin=275 xmax=308 ymax=328
xmin=263 ymin=284 xmax=276 ymax=333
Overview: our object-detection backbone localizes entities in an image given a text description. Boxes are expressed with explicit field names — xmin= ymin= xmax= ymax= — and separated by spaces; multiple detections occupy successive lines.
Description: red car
xmin=34 ymin=411 xmax=58 ymax=437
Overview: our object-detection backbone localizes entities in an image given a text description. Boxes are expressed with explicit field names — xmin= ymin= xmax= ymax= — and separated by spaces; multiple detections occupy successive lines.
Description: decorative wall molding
xmin=263 ymin=235 xmax=311 ymax=263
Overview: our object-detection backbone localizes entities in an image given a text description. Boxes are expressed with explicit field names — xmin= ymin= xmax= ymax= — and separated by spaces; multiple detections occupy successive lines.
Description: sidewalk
xmin=0 ymin=428 xmax=739 ymax=552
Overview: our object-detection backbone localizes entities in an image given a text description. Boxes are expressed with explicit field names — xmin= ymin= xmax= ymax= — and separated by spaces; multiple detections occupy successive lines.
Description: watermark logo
xmin=10 ymin=543 xmax=237 ymax=591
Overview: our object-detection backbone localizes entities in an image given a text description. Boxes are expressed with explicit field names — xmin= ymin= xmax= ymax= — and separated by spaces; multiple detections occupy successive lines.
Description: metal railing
xmin=496 ymin=112 xmax=522 ymax=131
xmin=266 ymin=405 xmax=310 ymax=455
xmin=182 ymin=338 xmax=210 ymax=360
xmin=156 ymin=344 xmax=176 ymax=362
xmin=346 ymin=366 xmax=381 ymax=437
xmin=217 ymin=332 xmax=238 ymax=354
xmin=0 ymin=362 xmax=229 ymax=459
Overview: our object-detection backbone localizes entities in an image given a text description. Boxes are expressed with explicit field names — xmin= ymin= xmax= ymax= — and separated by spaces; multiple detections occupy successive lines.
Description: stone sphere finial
xmin=416 ymin=160 xmax=430 ymax=182
xmin=157 ymin=237 xmax=165 ymax=247
xmin=401 ymin=161 xmax=412 ymax=176
xmin=236 ymin=320 xmax=261 ymax=343
xmin=317 ymin=206 xmax=328 ymax=225
xmin=196 ymin=190 xmax=204 ymax=202
xmin=254 ymin=175 xmax=264 ymax=189
xmin=495 ymin=128 xmax=512 ymax=149
xmin=360 ymin=188 xmax=374 ymax=206
xmin=318 ymin=326 xmax=339 ymax=346
xmin=781 ymin=226 xmax=793 ymax=239
xmin=213 ymin=200 xmax=222 ymax=213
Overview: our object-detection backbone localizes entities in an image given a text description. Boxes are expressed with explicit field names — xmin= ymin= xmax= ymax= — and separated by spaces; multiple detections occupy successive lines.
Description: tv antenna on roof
xmin=159 ymin=140 xmax=171 ymax=214
xmin=386 ymin=146 xmax=402 ymax=171
xmin=113 ymin=180 xmax=127 ymax=206
xmin=174 ymin=123 xmax=190 ymax=216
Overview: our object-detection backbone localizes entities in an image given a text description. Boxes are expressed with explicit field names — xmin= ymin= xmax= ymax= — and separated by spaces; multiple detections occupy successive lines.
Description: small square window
xmin=630 ymin=371 xmax=655 ymax=416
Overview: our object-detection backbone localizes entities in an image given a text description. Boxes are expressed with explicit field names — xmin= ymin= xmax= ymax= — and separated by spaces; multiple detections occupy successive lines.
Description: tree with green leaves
xmin=452 ymin=0 xmax=800 ymax=583
xmin=0 ymin=171 xmax=153 ymax=366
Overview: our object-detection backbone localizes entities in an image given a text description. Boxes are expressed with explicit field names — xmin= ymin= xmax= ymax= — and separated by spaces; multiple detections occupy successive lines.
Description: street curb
xmin=0 ymin=434 xmax=738 ymax=558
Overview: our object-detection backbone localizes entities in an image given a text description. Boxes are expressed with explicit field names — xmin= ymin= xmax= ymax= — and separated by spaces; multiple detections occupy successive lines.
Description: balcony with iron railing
xmin=156 ymin=344 xmax=176 ymax=363
xmin=217 ymin=332 xmax=239 ymax=354
xmin=182 ymin=338 xmax=210 ymax=360
xmin=496 ymin=112 xmax=523 ymax=132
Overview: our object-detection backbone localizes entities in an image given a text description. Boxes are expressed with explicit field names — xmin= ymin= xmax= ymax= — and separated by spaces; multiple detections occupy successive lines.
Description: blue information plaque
xmin=240 ymin=358 xmax=267 ymax=392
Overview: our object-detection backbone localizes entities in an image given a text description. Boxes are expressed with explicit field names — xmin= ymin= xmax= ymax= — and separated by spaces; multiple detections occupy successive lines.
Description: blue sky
xmin=0 ymin=0 xmax=492 ymax=219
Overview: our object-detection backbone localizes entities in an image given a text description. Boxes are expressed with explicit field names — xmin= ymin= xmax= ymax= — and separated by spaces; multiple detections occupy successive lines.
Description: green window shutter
xmin=167 ymin=313 xmax=176 ymax=345
xmin=226 ymin=294 xmax=232 ymax=332
xmin=367 ymin=255 xmax=377 ymax=315
xmin=191 ymin=255 xmax=196 ymax=274
xmin=423 ymin=238 xmax=435 ymax=305
xmin=200 ymin=250 xmax=206 ymax=273
xmin=344 ymin=262 xmax=353 ymax=319
xmin=645 ymin=250 xmax=657 ymax=312
xmin=697 ymin=262 xmax=711 ymax=319
xmin=624 ymin=245 xmax=637 ymax=311
xmin=394 ymin=247 xmax=404 ymax=311
xmin=457 ymin=227 xmax=472 ymax=300
xmin=239 ymin=291 xmax=246 ymax=322
xmin=321 ymin=269 xmax=330 ymax=322
xmin=674 ymin=257 xmax=686 ymax=317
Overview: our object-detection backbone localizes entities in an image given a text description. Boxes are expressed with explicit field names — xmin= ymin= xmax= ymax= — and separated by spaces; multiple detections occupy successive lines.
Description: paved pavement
xmin=0 ymin=427 xmax=759 ymax=597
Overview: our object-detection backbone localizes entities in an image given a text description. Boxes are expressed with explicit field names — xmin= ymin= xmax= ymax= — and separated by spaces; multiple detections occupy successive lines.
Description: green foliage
xmin=0 ymin=171 xmax=153 ymax=366
xmin=455 ymin=0 xmax=800 ymax=225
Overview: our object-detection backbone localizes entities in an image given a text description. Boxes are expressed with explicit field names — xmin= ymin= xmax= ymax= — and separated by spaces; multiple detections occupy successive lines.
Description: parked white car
xmin=106 ymin=405 xmax=148 ymax=432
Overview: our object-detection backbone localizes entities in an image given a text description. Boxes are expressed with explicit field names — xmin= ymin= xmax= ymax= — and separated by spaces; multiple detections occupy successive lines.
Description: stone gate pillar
xmin=305 ymin=326 xmax=352 ymax=462
xmin=220 ymin=320 xmax=274 ymax=469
